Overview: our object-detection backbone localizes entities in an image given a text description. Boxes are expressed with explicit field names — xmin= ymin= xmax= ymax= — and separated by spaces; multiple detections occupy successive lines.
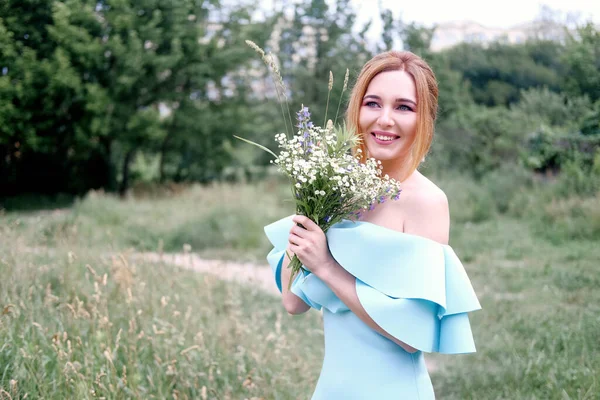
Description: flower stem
xmin=324 ymin=91 xmax=331 ymax=128
xmin=334 ymin=69 xmax=349 ymax=126
xmin=287 ymin=255 xmax=305 ymax=290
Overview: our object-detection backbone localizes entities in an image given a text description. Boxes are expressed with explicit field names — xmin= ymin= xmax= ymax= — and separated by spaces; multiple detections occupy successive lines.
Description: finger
xmin=288 ymin=233 xmax=302 ymax=246
xmin=292 ymin=215 xmax=319 ymax=231
xmin=288 ymin=242 xmax=301 ymax=254
xmin=290 ymin=225 xmax=308 ymax=238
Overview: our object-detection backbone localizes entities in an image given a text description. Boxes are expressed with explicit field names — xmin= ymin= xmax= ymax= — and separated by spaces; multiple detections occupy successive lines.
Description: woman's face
xmin=358 ymin=70 xmax=418 ymax=166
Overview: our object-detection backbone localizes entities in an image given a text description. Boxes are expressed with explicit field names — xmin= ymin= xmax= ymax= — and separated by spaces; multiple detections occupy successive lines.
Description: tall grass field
xmin=1 ymin=174 xmax=599 ymax=399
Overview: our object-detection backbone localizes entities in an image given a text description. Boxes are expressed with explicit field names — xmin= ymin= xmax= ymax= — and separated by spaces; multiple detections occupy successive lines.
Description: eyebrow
xmin=363 ymin=94 xmax=417 ymax=106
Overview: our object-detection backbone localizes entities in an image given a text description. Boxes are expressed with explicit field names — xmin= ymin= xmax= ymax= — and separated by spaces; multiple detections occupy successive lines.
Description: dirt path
xmin=135 ymin=252 xmax=280 ymax=295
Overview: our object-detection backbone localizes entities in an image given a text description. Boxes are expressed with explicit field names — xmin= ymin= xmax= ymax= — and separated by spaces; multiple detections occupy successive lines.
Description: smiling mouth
xmin=371 ymin=132 xmax=400 ymax=141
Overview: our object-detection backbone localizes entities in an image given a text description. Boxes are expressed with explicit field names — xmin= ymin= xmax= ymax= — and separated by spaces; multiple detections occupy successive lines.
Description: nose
xmin=377 ymin=108 xmax=394 ymax=127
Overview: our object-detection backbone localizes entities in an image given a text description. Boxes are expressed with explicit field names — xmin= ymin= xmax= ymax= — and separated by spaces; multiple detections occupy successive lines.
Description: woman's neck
xmin=380 ymin=156 xmax=414 ymax=183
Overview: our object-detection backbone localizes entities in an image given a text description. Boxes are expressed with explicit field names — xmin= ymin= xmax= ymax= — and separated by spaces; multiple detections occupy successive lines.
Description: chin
xmin=365 ymin=143 xmax=405 ymax=162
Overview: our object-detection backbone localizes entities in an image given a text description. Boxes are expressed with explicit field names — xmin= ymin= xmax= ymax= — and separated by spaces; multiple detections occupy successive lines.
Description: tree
xmin=563 ymin=22 xmax=600 ymax=103
xmin=580 ymin=102 xmax=600 ymax=136
xmin=401 ymin=22 xmax=435 ymax=56
xmin=0 ymin=0 xmax=268 ymax=197
xmin=442 ymin=41 xmax=563 ymax=106
xmin=269 ymin=0 xmax=373 ymax=129
xmin=377 ymin=7 xmax=396 ymax=52
xmin=511 ymin=87 xmax=592 ymax=131
xmin=156 ymin=3 xmax=278 ymax=183
xmin=0 ymin=0 xmax=105 ymax=196
xmin=562 ymin=23 xmax=600 ymax=139
xmin=435 ymin=105 xmax=538 ymax=176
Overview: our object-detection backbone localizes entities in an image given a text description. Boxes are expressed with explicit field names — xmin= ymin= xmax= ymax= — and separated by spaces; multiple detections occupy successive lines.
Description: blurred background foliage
xmin=0 ymin=0 xmax=599 ymax=203
xmin=1 ymin=2 xmax=600 ymax=398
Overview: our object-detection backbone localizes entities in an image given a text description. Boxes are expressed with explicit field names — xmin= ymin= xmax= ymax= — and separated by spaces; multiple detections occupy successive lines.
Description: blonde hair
xmin=346 ymin=51 xmax=438 ymax=180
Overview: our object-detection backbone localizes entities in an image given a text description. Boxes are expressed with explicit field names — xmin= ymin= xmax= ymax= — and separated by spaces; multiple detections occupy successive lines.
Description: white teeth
xmin=375 ymin=134 xmax=396 ymax=141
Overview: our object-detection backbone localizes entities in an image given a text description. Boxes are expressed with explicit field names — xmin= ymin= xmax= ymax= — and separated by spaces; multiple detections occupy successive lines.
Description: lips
xmin=371 ymin=131 xmax=399 ymax=145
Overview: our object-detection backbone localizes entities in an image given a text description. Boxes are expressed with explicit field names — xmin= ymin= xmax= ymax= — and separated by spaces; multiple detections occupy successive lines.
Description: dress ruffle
xmin=264 ymin=215 xmax=481 ymax=354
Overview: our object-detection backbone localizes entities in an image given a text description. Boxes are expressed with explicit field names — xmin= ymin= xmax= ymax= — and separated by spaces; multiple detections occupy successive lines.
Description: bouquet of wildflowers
xmin=236 ymin=41 xmax=402 ymax=286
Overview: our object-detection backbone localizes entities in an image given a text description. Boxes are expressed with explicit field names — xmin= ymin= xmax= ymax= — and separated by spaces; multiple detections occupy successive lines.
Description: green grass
xmin=0 ymin=229 xmax=322 ymax=399
xmin=1 ymin=178 xmax=599 ymax=399
xmin=429 ymin=219 xmax=600 ymax=399
xmin=5 ymin=180 xmax=295 ymax=261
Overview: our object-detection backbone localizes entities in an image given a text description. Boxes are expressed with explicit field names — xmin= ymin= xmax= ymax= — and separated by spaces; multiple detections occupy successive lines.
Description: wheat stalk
xmin=334 ymin=68 xmax=349 ymax=126
xmin=324 ymin=71 xmax=333 ymax=127
xmin=245 ymin=40 xmax=293 ymax=137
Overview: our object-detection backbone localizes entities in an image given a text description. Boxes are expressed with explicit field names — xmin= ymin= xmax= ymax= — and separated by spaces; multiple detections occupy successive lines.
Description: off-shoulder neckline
xmin=343 ymin=219 xmax=451 ymax=248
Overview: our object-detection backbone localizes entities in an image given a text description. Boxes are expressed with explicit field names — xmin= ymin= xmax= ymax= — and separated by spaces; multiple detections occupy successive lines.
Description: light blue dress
xmin=265 ymin=215 xmax=481 ymax=400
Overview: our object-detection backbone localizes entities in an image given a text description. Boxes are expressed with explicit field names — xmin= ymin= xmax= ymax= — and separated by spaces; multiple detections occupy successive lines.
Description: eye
xmin=365 ymin=101 xmax=380 ymax=108
xmin=397 ymin=104 xmax=413 ymax=111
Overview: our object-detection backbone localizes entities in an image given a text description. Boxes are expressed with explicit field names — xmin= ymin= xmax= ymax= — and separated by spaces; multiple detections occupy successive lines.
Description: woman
xmin=264 ymin=51 xmax=481 ymax=399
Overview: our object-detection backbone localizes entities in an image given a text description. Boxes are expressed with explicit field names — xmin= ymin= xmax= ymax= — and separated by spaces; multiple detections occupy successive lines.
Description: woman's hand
xmin=288 ymin=215 xmax=335 ymax=278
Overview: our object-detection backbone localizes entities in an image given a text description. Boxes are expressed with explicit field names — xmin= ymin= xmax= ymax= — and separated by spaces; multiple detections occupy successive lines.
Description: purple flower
xmin=296 ymin=106 xmax=313 ymax=136
xmin=324 ymin=215 xmax=332 ymax=223
xmin=369 ymin=203 xmax=375 ymax=211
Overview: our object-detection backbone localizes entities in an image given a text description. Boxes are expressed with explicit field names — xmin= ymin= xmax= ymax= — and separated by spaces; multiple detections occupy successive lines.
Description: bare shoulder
xmin=408 ymin=173 xmax=448 ymax=210
xmin=400 ymin=172 xmax=450 ymax=244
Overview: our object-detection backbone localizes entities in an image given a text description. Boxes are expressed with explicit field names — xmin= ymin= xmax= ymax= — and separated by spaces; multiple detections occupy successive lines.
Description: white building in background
xmin=429 ymin=19 xmax=571 ymax=51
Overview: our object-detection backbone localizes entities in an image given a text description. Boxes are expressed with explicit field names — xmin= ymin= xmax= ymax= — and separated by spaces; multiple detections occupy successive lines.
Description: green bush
xmin=524 ymin=127 xmax=600 ymax=174
xmin=437 ymin=165 xmax=533 ymax=223
xmin=481 ymin=164 xmax=534 ymax=214
xmin=162 ymin=208 xmax=270 ymax=253
xmin=554 ymin=151 xmax=600 ymax=197
xmin=523 ymin=126 xmax=564 ymax=171
xmin=512 ymin=87 xmax=592 ymax=131
xmin=436 ymin=173 xmax=496 ymax=223
xmin=0 ymin=193 xmax=75 ymax=212
xmin=534 ymin=195 xmax=600 ymax=243
xmin=434 ymin=105 xmax=537 ymax=177
xmin=24 ymin=182 xmax=294 ymax=260
xmin=580 ymin=101 xmax=600 ymax=136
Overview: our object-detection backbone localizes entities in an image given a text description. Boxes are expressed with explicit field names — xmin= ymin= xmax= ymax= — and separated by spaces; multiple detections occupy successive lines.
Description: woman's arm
xmin=314 ymin=258 xmax=418 ymax=353
xmin=280 ymin=244 xmax=311 ymax=315
xmin=288 ymin=192 xmax=450 ymax=353
xmin=288 ymin=216 xmax=417 ymax=352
